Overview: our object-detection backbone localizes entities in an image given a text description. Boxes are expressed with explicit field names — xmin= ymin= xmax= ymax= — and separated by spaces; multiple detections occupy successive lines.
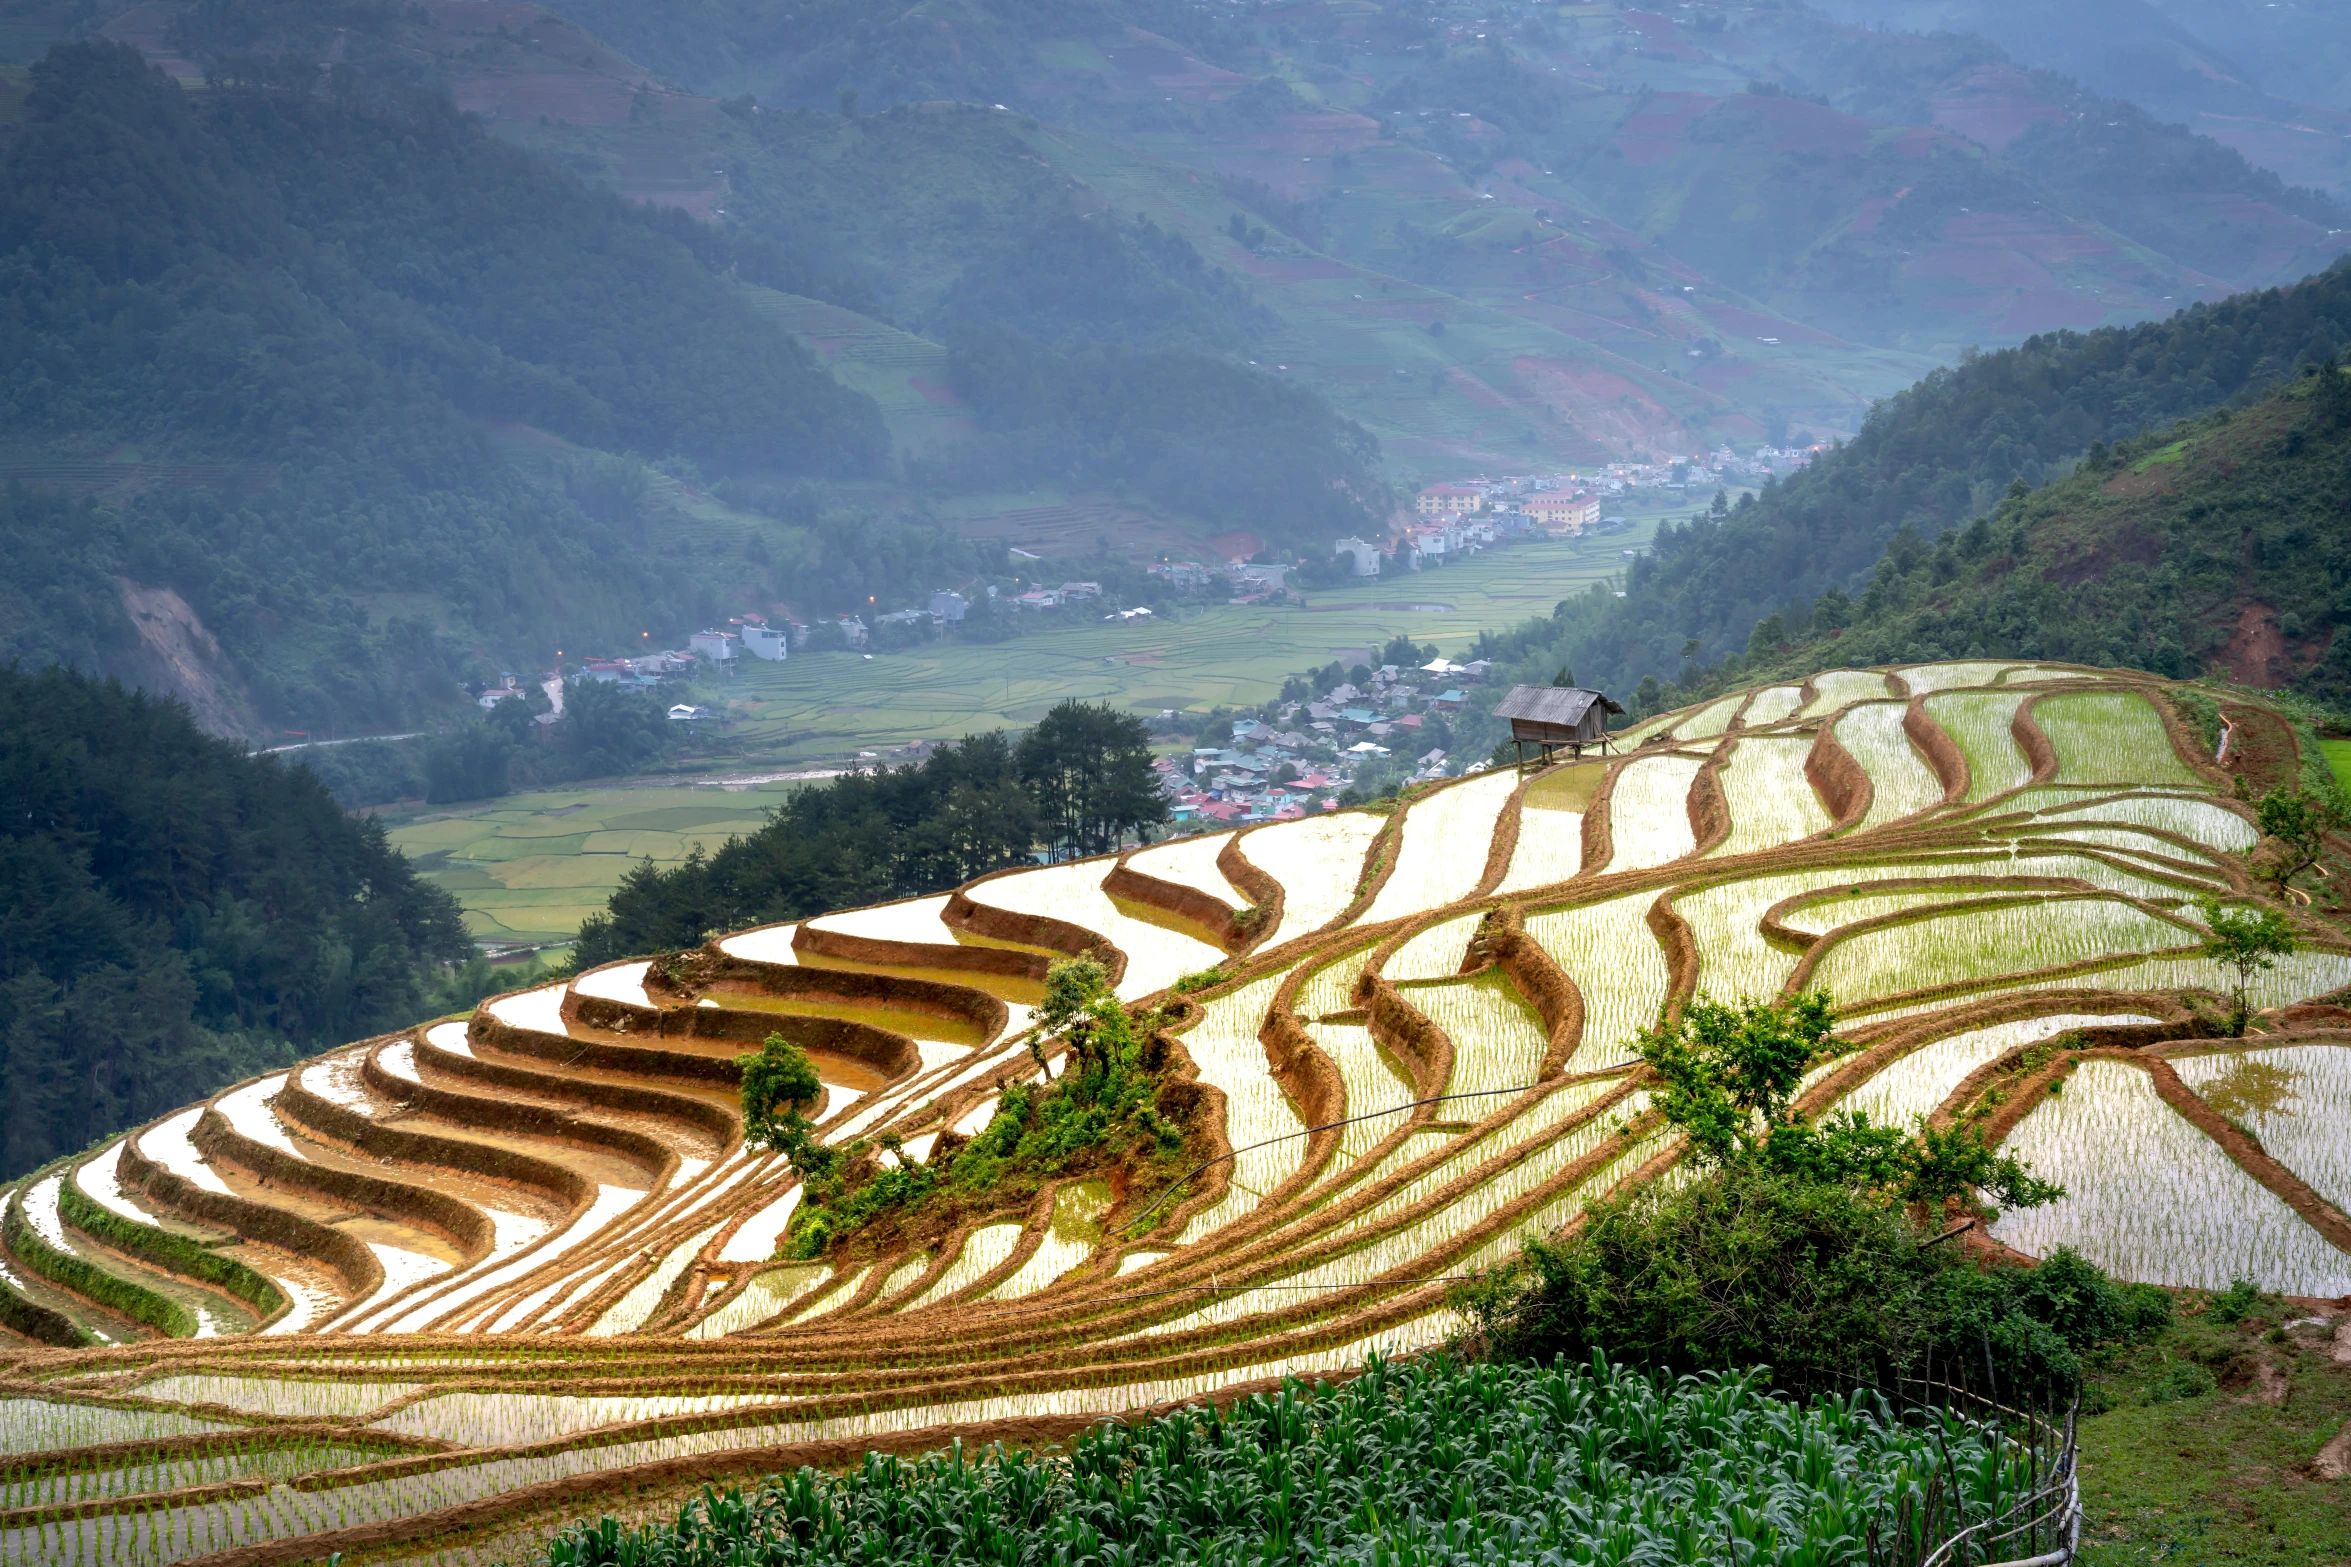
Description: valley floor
xmin=384 ymin=520 xmax=1670 ymax=947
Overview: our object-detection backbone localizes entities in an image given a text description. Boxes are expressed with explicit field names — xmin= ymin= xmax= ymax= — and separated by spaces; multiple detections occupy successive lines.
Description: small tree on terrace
xmin=2200 ymin=897 xmax=2299 ymax=1034
xmin=2252 ymin=783 xmax=2348 ymax=897
xmin=1636 ymin=992 xmax=2059 ymax=1212
xmin=1636 ymin=992 xmax=1834 ymax=1164
xmin=738 ymin=1032 xmax=830 ymax=1178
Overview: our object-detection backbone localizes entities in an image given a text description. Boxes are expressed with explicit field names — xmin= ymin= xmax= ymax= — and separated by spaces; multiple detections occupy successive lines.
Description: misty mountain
xmin=0 ymin=42 xmax=884 ymax=733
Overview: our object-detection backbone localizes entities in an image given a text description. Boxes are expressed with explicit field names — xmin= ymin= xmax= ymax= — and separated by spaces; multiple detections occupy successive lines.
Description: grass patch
xmin=2132 ymin=439 xmax=2191 ymax=473
xmin=2078 ymin=1298 xmax=2351 ymax=1565
xmin=2319 ymin=737 xmax=2351 ymax=790
xmin=1524 ymin=759 xmax=1606 ymax=812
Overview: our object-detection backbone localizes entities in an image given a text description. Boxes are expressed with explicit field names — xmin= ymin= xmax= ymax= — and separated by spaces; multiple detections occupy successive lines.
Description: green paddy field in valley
xmin=385 ymin=520 xmax=1671 ymax=949
xmin=724 ymin=521 xmax=1665 ymax=755
xmin=383 ymin=786 xmax=797 ymax=946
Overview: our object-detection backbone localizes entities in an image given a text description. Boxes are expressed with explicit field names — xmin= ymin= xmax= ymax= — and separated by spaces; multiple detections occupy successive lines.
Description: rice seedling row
xmin=1808 ymin=897 xmax=2199 ymax=1006
xmin=2032 ymin=690 xmax=2207 ymax=789
xmin=1710 ymin=736 xmax=1834 ymax=855
xmin=1894 ymin=661 xmax=2016 ymax=694
xmin=1359 ymin=772 xmax=1519 ymax=925
xmin=1740 ymin=684 xmax=1805 ymax=727
xmin=1125 ymin=833 xmax=1248 ymax=911
xmin=1397 ymin=973 xmax=1549 ymax=1098
xmin=1524 ymin=892 xmax=1674 ymax=1071
xmin=1598 ymin=754 xmax=1703 ymax=872
xmin=2173 ymin=1045 xmax=2351 ymax=1215
xmin=1923 ymin=690 xmax=2035 ymax=801
xmin=1493 ymin=790 xmax=1584 ymax=893
xmin=1990 ymin=1060 xmax=2351 ymax=1295
xmin=1233 ymin=813 xmax=1385 ymax=946
xmin=1835 ymin=701 xmax=1947 ymax=828
xmin=1830 ymin=1015 xmax=2160 ymax=1128
xmin=1795 ymin=668 xmax=1895 ymax=720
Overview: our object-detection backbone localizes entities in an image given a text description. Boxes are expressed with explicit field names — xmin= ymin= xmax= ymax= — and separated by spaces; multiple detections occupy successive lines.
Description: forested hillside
xmin=1751 ymin=362 xmax=2351 ymax=699
xmin=1512 ymin=260 xmax=2351 ymax=701
xmin=0 ymin=664 xmax=468 ymax=1180
xmin=570 ymin=702 xmax=1166 ymax=967
xmin=0 ymin=38 xmax=1400 ymax=734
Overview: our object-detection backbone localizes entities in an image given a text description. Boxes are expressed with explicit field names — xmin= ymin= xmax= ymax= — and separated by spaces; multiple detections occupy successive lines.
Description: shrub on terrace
xmin=774 ymin=959 xmax=1189 ymax=1260
xmin=1459 ymin=1166 xmax=2168 ymax=1402
xmin=1459 ymin=993 xmax=2164 ymax=1399
xmin=1638 ymin=992 xmax=2058 ymax=1209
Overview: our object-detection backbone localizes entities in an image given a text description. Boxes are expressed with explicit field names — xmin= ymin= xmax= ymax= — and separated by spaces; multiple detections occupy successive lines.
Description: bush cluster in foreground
xmin=539 ymin=1355 xmax=2044 ymax=1567
xmin=1455 ymin=1164 xmax=2171 ymax=1403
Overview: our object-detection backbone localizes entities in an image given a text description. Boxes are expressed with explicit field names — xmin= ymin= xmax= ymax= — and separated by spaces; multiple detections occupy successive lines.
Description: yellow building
xmin=1415 ymin=482 xmax=1483 ymax=517
xmin=1523 ymin=491 xmax=1599 ymax=534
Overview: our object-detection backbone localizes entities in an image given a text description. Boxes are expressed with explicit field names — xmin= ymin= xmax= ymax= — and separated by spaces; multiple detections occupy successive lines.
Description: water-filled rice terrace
xmin=5 ymin=664 xmax=2348 ymax=1563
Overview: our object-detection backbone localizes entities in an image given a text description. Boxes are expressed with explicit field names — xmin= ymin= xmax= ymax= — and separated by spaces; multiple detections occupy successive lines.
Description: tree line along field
xmin=7 ymin=662 xmax=2351 ymax=1562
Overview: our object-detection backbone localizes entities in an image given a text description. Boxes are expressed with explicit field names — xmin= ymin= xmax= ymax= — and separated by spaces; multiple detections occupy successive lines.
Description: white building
xmin=740 ymin=618 xmax=788 ymax=661
xmin=1334 ymin=537 xmax=1381 ymax=577
xmin=688 ymin=629 xmax=738 ymax=662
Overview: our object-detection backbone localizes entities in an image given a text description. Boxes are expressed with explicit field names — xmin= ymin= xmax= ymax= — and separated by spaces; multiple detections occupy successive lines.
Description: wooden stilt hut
xmin=1493 ymin=685 xmax=1625 ymax=772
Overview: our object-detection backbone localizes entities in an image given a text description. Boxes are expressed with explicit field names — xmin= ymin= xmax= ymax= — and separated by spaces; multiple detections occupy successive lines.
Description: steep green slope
xmin=1332 ymin=258 xmax=2351 ymax=756
xmin=1757 ymin=363 xmax=2351 ymax=699
xmin=1546 ymin=261 xmax=2351 ymax=693
xmin=0 ymin=663 xmax=469 ymax=1180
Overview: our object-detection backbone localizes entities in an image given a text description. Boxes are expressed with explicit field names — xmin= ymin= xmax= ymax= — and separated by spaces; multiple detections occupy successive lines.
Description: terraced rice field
xmin=1739 ymin=684 xmax=1804 ymax=727
xmin=7 ymin=663 xmax=2348 ymax=1563
xmin=1835 ymin=701 xmax=1947 ymax=828
xmin=1598 ymin=753 xmax=1705 ymax=871
xmin=1492 ymin=761 xmax=1595 ymax=894
xmin=1710 ymin=735 xmax=1833 ymax=855
xmin=2175 ymin=1044 xmax=2351 ymax=1213
xmin=1796 ymin=668 xmax=1894 ymax=719
xmin=1359 ymin=771 xmax=1518 ymax=925
xmin=1990 ymin=1060 xmax=2351 ymax=1295
xmin=1924 ymin=689 xmax=2035 ymax=802
xmin=2034 ymin=690 xmax=2208 ymax=789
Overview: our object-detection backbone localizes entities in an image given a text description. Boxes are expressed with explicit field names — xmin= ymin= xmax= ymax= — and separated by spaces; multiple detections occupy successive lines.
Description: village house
xmin=928 ymin=590 xmax=967 ymax=622
xmin=739 ymin=616 xmax=789 ymax=661
xmin=1333 ymin=536 xmax=1381 ymax=576
xmin=1148 ymin=561 xmax=1214 ymax=590
xmin=1523 ymin=491 xmax=1600 ymax=534
xmin=688 ymin=628 xmax=738 ymax=662
xmin=1415 ymin=482 xmax=1483 ymax=518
